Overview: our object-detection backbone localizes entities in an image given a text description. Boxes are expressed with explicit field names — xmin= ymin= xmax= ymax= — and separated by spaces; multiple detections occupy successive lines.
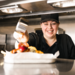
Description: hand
xmin=15 ymin=41 xmax=29 ymax=49
xmin=13 ymin=30 xmax=29 ymax=43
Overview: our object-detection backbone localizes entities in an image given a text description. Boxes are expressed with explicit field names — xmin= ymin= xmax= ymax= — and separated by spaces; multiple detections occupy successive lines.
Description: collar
xmin=42 ymin=35 xmax=58 ymax=47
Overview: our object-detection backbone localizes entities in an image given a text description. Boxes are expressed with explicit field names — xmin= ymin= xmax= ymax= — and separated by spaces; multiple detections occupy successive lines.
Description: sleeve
xmin=66 ymin=34 xmax=75 ymax=59
xmin=28 ymin=32 xmax=39 ymax=47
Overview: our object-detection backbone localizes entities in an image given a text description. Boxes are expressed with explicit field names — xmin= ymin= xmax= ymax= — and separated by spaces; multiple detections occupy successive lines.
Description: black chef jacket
xmin=28 ymin=32 xmax=75 ymax=59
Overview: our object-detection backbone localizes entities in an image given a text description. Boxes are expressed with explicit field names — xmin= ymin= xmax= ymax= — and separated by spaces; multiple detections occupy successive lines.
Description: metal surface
xmin=1 ymin=7 xmax=75 ymax=19
xmin=0 ymin=0 xmax=75 ymax=18
xmin=0 ymin=56 xmax=75 ymax=75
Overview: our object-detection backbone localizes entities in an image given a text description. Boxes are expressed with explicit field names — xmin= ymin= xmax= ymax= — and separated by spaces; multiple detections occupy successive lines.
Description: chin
xmin=47 ymin=34 xmax=55 ymax=39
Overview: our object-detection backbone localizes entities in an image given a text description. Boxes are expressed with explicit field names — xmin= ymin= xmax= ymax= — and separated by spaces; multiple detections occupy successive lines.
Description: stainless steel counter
xmin=0 ymin=54 xmax=75 ymax=75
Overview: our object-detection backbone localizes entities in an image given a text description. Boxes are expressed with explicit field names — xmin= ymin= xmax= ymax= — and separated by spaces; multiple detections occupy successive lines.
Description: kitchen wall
xmin=0 ymin=15 xmax=75 ymax=50
xmin=59 ymin=15 xmax=75 ymax=44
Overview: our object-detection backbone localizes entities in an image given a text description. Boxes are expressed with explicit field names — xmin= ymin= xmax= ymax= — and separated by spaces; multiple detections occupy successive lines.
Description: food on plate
xmin=10 ymin=43 xmax=43 ymax=54
xmin=18 ymin=43 xmax=29 ymax=52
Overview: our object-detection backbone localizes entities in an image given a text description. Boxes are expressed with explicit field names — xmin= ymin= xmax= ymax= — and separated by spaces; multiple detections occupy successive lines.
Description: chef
xmin=14 ymin=13 xmax=75 ymax=59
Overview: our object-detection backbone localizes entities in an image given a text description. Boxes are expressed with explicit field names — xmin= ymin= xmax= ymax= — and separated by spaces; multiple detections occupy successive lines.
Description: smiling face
xmin=41 ymin=20 xmax=59 ymax=39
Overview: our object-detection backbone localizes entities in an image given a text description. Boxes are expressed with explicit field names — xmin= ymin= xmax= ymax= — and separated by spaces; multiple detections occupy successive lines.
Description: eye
xmin=43 ymin=22 xmax=48 ymax=25
xmin=51 ymin=23 xmax=57 ymax=25
xmin=44 ymin=23 xmax=48 ymax=25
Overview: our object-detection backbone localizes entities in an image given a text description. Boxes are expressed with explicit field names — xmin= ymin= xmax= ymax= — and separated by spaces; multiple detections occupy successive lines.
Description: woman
xmin=14 ymin=13 xmax=75 ymax=59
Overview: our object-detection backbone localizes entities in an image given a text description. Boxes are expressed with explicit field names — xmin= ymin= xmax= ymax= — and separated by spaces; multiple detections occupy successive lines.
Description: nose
xmin=48 ymin=23 xmax=52 ymax=29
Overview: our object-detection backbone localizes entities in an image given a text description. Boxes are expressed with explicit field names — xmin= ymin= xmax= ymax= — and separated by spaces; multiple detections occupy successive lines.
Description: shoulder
xmin=57 ymin=34 xmax=73 ymax=42
xmin=57 ymin=34 xmax=71 ymax=39
xmin=29 ymin=32 xmax=42 ymax=37
xmin=29 ymin=32 xmax=37 ymax=36
xmin=28 ymin=32 xmax=42 ymax=47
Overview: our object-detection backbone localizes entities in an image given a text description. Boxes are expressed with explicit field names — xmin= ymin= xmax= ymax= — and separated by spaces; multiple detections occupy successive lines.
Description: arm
xmin=13 ymin=31 xmax=39 ymax=49
xmin=63 ymin=34 xmax=75 ymax=59
xmin=58 ymin=34 xmax=75 ymax=59
xmin=66 ymin=35 xmax=75 ymax=59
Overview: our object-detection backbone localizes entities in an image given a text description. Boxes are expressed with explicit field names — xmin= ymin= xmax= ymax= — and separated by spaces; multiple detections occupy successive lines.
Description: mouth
xmin=47 ymin=30 xmax=53 ymax=34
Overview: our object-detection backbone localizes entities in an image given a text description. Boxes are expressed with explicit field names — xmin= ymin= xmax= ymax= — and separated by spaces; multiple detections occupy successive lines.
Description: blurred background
xmin=0 ymin=0 xmax=75 ymax=51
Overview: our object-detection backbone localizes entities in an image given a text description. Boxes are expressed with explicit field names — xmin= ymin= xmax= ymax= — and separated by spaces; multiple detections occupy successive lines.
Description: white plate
xmin=4 ymin=58 xmax=56 ymax=63
xmin=4 ymin=51 xmax=59 ymax=63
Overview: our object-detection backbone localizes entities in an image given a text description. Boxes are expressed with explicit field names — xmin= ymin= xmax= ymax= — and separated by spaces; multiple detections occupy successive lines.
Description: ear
xmin=58 ymin=21 xmax=60 ymax=27
xmin=59 ymin=21 xmax=60 ymax=24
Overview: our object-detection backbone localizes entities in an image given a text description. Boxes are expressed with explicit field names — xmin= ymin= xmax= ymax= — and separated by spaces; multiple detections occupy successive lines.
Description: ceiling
xmin=0 ymin=0 xmax=75 ymax=19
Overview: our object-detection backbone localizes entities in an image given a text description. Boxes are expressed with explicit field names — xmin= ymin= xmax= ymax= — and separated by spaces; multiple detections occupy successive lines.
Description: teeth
xmin=48 ymin=31 xmax=52 ymax=32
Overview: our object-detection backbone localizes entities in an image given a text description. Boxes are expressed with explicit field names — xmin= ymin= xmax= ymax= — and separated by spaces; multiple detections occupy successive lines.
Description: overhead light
xmin=1 ymin=7 xmax=23 ymax=13
xmin=6 ymin=0 xmax=44 ymax=6
xmin=0 ymin=5 xmax=18 ymax=10
xmin=0 ymin=0 xmax=5 ymax=1
xmin=0 ymin=5 xmax=23 ymax=13
xmin=47 ymin=0 xmax=75 ymax=8
xmin=47 ymin=0 xmax=66 ymax=3
xmin=52 ymin=1 xmax=75 ymax=8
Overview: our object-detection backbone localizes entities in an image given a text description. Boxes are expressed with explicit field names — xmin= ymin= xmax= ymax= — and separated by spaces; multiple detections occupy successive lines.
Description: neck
xmin=44 ymin=35 xmax=57 ymax=47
